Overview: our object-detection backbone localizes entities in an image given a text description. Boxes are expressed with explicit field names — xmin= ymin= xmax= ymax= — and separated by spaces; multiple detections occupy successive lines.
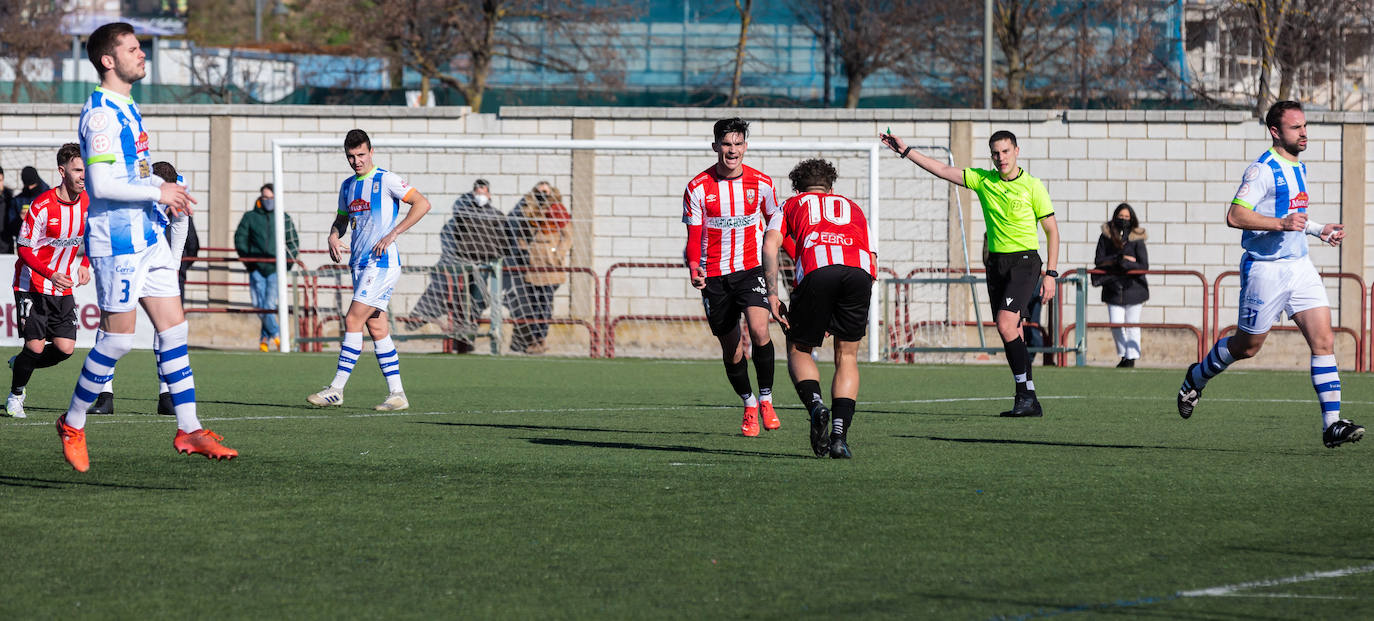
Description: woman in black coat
xmin=1093 ymin=202 xmax=1149 ymax=367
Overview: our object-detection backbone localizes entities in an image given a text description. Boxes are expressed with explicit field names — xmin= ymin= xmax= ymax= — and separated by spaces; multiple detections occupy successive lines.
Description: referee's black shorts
xmin=984 ymin=251 xmax=1043 ymax=319
xmin=15 ymin=290 xmax=78 ymax=342
xmin=786 ymin=265 xmax=873 ymax=348
xmin=700 ymin=266 xmax=769 ymax=336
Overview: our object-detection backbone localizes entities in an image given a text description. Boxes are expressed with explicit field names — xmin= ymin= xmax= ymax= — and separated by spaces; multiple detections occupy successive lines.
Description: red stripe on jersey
xmin=773 ymin=192 xmax=875 ymax=285
xmin=682 ymin=164 xmax=780 ymax=277
xmin=14 ymin=188 xmax=88 ymax=296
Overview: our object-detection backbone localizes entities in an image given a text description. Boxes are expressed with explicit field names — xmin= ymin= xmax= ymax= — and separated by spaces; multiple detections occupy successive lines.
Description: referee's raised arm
xmin=879 ymin=131 xmax=966 ymax=187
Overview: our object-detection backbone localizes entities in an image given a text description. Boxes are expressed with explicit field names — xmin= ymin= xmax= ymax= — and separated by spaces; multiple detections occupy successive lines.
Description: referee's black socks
xmin=1003 ymin=336 xmax=1035 ymax=396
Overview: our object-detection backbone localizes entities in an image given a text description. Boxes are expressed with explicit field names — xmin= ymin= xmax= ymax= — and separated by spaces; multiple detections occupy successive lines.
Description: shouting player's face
xmin=346 ymin=144 xmax=374 ymax=176
xmin=106 ymin=33 xmax=147 ymax=85
xmin=713 ymin=132 xmax=747 ymax=176
xmin=989 ymin=139 xmax=1019 ymax=179
xmin=1270 ymin=109 xmax=1307 ymax=157
xmin=58 ymin=156 xmax=85 ymax=196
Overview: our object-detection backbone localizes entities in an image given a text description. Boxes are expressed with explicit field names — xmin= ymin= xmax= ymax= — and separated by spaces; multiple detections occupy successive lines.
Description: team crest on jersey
xmin=372 ymin=181 xmax=381 ymax=194
xmin=135 ymin=131 xmax=149 ymax=154
xmin=745 ymin=189 xmax=756 ymax=205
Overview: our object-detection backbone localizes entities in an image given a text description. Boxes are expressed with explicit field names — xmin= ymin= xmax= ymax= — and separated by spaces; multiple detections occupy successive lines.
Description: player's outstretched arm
xmin=879 ymin=132 xmax=966 ymax=187
xmin=1226 ymin=202 xmax=1306 ymax=232
xmin=372 ymin=189 xmax=432 ymax=257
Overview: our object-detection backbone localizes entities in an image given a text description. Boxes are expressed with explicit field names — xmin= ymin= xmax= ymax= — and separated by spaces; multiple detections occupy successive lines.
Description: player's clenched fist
xmin=1280 ymin=211 xmax=1307 ymax=231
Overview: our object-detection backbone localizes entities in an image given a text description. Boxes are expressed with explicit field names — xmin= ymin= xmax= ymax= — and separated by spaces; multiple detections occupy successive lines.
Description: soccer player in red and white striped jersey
xmin=4 ymin=143 xmax=91 ymax=419
xmin=763 ymin=159 xmax=876 ymax=459
xmin=682 ymin=118 xmax=782 ymax=437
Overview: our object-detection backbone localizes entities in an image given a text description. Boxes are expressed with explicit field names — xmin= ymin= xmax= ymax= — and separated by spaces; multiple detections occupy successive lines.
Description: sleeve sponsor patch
xmin=1243 ymin=164 xmax=1261 ymax=181
xmin=92 ymin=134 xmax=112 ymax=154
xmin=88 ymin=109 xmax=112 ymax=132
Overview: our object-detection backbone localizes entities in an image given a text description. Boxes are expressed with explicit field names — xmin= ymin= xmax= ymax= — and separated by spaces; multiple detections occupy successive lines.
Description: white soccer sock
xmin=153 ymin=332 xmax=168 ymax=393
xmin=374 ymin=336 xmax=403 ymax=393
xmin=759 ymin=389 xmax=772 ymax=403
xmin=66 ymin=330 xmax=134 ymax=430
xmin=156 ymin=322 xmax=201 ymax=433
xmin=101 ymin=377 xmax=114 ymax=393
xmin=1311 ymin=354 xmax=1341 ymax=430
xmin=331 ymin=332 xmax=364 ymax=389
xmin=740 ymin=394 xmax=758 ymax=407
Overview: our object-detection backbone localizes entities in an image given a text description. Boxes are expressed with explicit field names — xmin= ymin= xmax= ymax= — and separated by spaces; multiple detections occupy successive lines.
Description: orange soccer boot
xmin=174 ymin=429 xmax=239 ymax=461
xmin=56 ymin=414 xmax=89 ymax=472
xmin=741 ymin=405 xmax=760 ymax=437
xmin=760 ymin=400 xmax=781 ymax=431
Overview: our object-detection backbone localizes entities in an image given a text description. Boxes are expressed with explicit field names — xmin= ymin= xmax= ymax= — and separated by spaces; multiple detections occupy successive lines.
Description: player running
xmin=762 ymin=159 xmax=874 ymax=458
xmin=57 ymin=22 xmax=237 ymax=472
xmin=683 ymin=117 xmax=782 ymax=436
xmin=1176 ymin=100 xmax=1363 ymax=448
xmin=4 ymin=144 xmax=90 ymax=419
xmin=307 ymin=129 xmax=432 ymax=411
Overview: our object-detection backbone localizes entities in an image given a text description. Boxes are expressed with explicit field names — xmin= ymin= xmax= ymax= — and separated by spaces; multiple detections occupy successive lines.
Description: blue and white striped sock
xmin=156 ymin=322 xmax=201 ymax=433
xmin=331 ymin=332 xmax=363 ymax=389
xmin=1311 ymin=354 xmax=1341 ymax=430
xmin=374 ymin=336 xmax=403 ymax=393
xmin=65 ymin=330 xmax=134 ymax=430
xmin=1188 ymin=337 xmax=1236 ymax=390
xmin=153 ymin=332 xmax=168 ymax=394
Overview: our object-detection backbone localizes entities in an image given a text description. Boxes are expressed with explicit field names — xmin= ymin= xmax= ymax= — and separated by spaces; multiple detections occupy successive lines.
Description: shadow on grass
xmin=901 ymin=435 xmax=1254 ymax=453
xmin=0 ymin=475 xmax=188 ymax=491
xmin=525 ymin=437 xmax=811 ymax=460
xmin=413 ymin=420 xmax=717 ymax=437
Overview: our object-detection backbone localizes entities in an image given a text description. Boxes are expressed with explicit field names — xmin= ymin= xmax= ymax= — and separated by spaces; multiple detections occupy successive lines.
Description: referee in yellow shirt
xmin=881 ymin=129 xmax=1060 ymax=417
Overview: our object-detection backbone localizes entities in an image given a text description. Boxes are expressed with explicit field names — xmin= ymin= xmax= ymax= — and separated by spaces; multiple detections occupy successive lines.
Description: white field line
xmin=1179 ymin=563 xmax=1374 ymax=598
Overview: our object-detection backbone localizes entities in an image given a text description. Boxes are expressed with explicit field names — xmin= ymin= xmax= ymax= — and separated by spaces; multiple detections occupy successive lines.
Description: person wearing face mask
xmin=504 ymin=181 xmax=571 ymax=354
xmin=235 ymin=182 xmax=299 ymax=352
xmin=408 ymin=179 xmax=507 ymax=353
xmin=1092 ymin=202 xmax=1149 ymax=368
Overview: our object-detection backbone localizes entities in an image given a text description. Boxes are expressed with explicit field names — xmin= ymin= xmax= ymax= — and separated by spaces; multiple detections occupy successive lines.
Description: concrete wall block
xmin=1186 ymin=124 xmax=1227 ymax=139
xmin=1068 ymin=159 xmax=1107 ymax=180
xmin=1146 ymin=124 xmax=1187 ymax=139
xmin=1087 ymin=138 xmax=1127 ymax=160
xmin=1086 ymin=180 xmax=1126 ymax=202
xmin=1108 ymin=161 xmax=1147 ymax=180
xmin=1165 ymin=181 xmax=1206 ymax=202
xmin=1146 ymin=160 xmax=1187 ymax=181
xmin=1126 ymin=139 xmax=1166 ymax=160
xmin=1068 ymin=123 xmax=1108 ymax=139
xmin=1108 ymin=123 xmax=1148 ymax=138
xmin=1204 ymin=139 xmax=1246 ymax=163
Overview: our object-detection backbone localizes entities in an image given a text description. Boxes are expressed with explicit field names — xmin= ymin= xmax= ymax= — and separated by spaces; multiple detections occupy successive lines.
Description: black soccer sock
xmin=794 ymin=379 xmax=825 ymax=415
xmin=724 ymin=355 xmax=754 ymax=401
xmin=752 ymin=340 xmax=775 ymax=399
xmin=832 ymin=397 xmax=856 ymax=437
xmin=1004 ymin=336 xmax=1034 ymax=396
xmin=35 ymin=343 xmax=72 ymax=369
xmin=10 ymin=348 xmax=42 ymax=394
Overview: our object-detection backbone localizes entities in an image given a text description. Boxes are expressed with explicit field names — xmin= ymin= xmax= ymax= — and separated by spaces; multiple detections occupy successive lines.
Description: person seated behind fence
xmin=410 ymin=179 xmax=507 ymax=353
xmin=504 ymin=181 xmax=571 ymax=354
xmin=1092 ymin=202 xmax=1149 ymax=368
xmin=234 ymin=183 xmax=300 ymax=352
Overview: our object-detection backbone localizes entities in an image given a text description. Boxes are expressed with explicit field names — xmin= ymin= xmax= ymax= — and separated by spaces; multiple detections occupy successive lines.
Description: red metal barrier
xmin=503 ymin=265 xmax=601 ymax=357
xmin=603 ymin=262 xmax=692 ymax=359
xmin=1060 ymin=322 xmax=1205 ymax=364
xmin=1213 ymin=270 xmax=1366 ymax=371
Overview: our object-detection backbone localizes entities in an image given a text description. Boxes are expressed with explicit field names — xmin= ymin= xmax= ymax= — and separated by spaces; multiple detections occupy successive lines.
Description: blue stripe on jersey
xmin=1265 ymin=158 xmax=1289 ymax=218
xmin=1295 ymin=163 xmax=1307 ymax=195
xmin=370 ymin=171 xmax=393 ymax=268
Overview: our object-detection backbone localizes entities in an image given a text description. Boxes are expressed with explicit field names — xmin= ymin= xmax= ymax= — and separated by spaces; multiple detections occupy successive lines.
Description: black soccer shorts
xmin=15 ymin=290 xmax=78 ymax=342
xmin=700 ymin=266 xmax=769 ymax=336
xmin=984 ymin=251 xmax=1043 ymax=319
xmin=785 ymin=265 xmax=873 ymax=348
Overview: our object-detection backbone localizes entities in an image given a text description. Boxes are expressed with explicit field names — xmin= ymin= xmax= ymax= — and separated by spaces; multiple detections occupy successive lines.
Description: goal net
xmin=263 ymin=136 xmax=961 ymax=361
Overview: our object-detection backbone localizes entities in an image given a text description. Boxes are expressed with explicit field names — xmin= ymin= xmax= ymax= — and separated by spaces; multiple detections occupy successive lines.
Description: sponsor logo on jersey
xmin=1244 ymin=164 xmax=1261 ymax=181
xmin=48 ymin=218 xmax=60 ymax=227
xmin=349 ymin=198 xmax=371 ymax=213
xmin=1289 ymin=191 xmax=1309 ymax=210
xmin=116 ymin=265 xmax=136 ymax=275
xmin=705 ymin=193 xmax=718 ymax=205
xmin=135 ymin=131 xmax=149 ymax=154
xmin=814 ymin=232 xmax=855 ymax=246
xmin=137 ymin=159 xmax=150 ymax=179
xmin=705 ymin=213 xmax=758 ymax=229
xmin=1274 ymin=173 xmax=1287 ymax=187
xmin=92 ymin=134 xmax=112 ymax=154
xmin=50 ymin=237 xmax=82 ymax=248
xmin=89 ymin=110 xmax=111 ymax=132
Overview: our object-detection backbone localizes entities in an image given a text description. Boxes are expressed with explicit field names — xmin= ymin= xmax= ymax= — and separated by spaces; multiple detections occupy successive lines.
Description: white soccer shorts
xmin=351 ymin=264 xmax=400 ymax=311
xmin=91 ymin=239 xmax=181 ymax=313
xmin=1236 ymin=255 xmax=1329 ymax=335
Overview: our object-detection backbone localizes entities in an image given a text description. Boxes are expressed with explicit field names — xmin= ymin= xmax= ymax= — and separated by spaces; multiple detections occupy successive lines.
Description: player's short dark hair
xmin=151 ymin=161 xmax=177 ymax=184
xmin=260 ymin=183 xmax=273 ymax=193
xmin=88 ymin=22 xmax=136 ymax=76
xmin=989 ymin=130 xmax=1018 ymax=149
xmin=56 ymin=143 xmax=81 ymax=168
xmin=789 ymin=158 xmax=838 ymax=193
xmin=1265 ymin=100 xmax=1303 ymax=131
xmin=344 ymin=129 xmax=371 ymax=151
xmin=713 ymin=118 xmax=750 ymax=143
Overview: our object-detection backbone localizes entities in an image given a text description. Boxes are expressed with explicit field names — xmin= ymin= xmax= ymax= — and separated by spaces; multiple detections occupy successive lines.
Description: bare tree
xmin=728 ymin=0 xmax=754 ymax=107
xmin=0 ymin=0 xmax=68 ymax=103
xmin=792 ymin=0 xmax=926 ymax=108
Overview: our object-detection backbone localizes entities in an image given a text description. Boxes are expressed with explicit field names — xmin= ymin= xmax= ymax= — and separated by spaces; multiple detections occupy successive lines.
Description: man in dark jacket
xmin=234 ymin=183 xmax=299 ymax=352
xmin=9 ymin=167 xmax=49 ymax=253
xmin=409 ymin=179 xmax=506 ymax=353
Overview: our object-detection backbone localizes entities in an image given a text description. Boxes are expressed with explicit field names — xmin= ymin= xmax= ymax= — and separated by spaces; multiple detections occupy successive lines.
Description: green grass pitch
xmin=2 ymin=351 xmax=1373 ymax=619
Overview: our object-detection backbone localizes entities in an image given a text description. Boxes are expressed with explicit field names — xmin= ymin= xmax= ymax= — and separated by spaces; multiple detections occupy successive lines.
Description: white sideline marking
xmin=1179 ymin=563 xmax=1374 ymax=598
xmin=1210 ymin=593 xmax=1355 ymax=600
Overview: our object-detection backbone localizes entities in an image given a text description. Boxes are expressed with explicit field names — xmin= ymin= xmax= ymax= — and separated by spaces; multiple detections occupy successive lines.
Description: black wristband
xmin=899 ymin=145 xmax=913 ymax=159
xmin=1044 ymin=270 xmax=1059 ymax=278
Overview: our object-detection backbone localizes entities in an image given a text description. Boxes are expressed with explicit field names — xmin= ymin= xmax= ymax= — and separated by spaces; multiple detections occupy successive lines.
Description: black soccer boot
xmin=1177 ymin=363 xmax=1202 ymax=420
xmin=809 ymin=405 xmax=831 ymax=458
xmin=1324 ymin=419 xmax=1365 ymax=448
xmin=87 ymin=391 xmax=114 ymax=415
xmin=999 ymin=393 xmax=1043 ymax=418
xmin=829 ymin=432 xmax=852 ymax=459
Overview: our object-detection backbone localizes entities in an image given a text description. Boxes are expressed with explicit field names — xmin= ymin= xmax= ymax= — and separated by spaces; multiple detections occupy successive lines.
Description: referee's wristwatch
xmin=1044 ymin=270 xmax=1059 ymax=279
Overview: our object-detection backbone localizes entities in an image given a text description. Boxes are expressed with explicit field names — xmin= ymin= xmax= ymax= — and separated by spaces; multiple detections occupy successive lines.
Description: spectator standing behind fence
xmin=1092 ymin=202 xmax=1149 ymax=368
xmin=8 ymin=167 xmax=50 ymax=253
xmin=235 ymin=183 xmax=299 ymax=352
xmin=0 ymin=167 xmax=16 ymax=253
xmin=410 ymin=179 xmax=505 ymax=353
xmin=504 ymin=181 xmax=570 ymax=354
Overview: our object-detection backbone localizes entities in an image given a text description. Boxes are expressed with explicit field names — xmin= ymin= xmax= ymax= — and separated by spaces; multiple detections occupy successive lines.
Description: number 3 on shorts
xmin=119 ymin=279 xmax=131 ymax=304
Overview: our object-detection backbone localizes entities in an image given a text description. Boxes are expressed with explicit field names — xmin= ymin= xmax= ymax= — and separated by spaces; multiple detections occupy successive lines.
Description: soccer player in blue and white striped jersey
xmin=54 ymin=22 xmax=237 ymax=472
xmin=307 ymin=129 xmax=432 ymax=411
xmin=1176 ymin=100 xmax=1363 ymax=448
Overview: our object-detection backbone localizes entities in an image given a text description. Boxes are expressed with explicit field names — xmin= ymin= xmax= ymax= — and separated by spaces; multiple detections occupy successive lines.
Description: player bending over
xmin=5 ymin=144 xmax=90 ymax=419
xmin=1177 ymin=100 xmax=1363 ymax=448
xmin=763 ymin=159 xmax=875 ymax=459
xmin=308 ymin=129 xmax=431 ymax=411
xmin=57 ymin=22 xmax=237 ymax=472
xmin=683 ymin=117 xmax=782 ymax=436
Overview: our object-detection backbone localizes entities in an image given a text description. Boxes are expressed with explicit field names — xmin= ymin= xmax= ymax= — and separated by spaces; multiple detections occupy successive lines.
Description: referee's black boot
xmin=999 ymin=393 xmax=1042 ymax=418
xmin=87 ymin=392 xmax=114 ymax=416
